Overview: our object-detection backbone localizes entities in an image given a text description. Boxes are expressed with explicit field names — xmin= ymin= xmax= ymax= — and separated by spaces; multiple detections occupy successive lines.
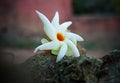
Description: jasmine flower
xmin=34 ymin=11 xmax=84 ymax=62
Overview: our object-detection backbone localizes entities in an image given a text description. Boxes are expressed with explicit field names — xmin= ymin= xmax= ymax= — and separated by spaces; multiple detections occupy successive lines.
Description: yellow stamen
xmin=57 ymin=32 xmax=65 ymax=41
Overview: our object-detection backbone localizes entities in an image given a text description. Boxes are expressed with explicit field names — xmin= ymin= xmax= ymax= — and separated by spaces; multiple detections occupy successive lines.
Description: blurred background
xmin=0 ymin=0 xmax=120 ymax=63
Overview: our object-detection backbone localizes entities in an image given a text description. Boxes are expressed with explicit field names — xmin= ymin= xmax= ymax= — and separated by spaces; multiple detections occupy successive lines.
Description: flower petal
xmin=66 ymin=47 xmax=74 ymax=56
xmin=51 ymin=50 xmax=59 ymax=55
xmin=41 ymin=38 xmax=49 ymax=44
xmin=66 ymin=32 xmax=84 ymax=41
xmin=65 ymin=33 xmax=77 ymax=45
xmin=60 ymin=21 xmax=72 ymax=31
xmin=66 ymin=39 xmax=80 ymax=57
xmin=56 ymin=43 xmax=67 ymax=62
xmin=34 ymin=40 xmax=60 ymax=53
xmin=51 ymin=11 xmax=59 ymax=28
xmin=36 ymin=10 xmax=56 ymax=40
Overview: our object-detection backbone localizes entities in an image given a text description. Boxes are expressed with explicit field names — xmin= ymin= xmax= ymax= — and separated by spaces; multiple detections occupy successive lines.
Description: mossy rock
xmin=99 ymin=50 xmax=120 ymax=83
xmin=21 ymin=50 xmax=120 ymax=83
xmin=0 ymin=50 xmax=120 ymax=83
xmin=22 ymin=52 xmax=103 ymax=83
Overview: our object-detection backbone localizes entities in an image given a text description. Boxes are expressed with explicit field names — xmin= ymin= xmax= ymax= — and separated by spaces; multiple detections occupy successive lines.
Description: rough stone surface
xmin=22 ymin=50 xmax=120 ymax=83
xmin=22 ymin=52 xmax=103 ymax=83
xmin=0 ymin=49 xmax=120 ymax=83
xmin=99 ymin=50 xmax=120 ymax=83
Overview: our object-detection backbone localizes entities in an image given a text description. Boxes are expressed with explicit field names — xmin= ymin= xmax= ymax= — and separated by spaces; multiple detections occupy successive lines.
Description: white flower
xmin=34 ymin=10 xmax=84 ymax=62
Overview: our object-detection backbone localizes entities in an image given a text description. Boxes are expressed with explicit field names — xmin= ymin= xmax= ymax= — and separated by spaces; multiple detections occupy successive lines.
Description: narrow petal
xmin=51 ymin=11 xmax=59 ymax=28
xmin=36 ymin=10 xmax=56 ymax=40
xmin=65 ymin=33 xmax=77 ymax=45
xmin=34 ymin=41 xmax=60 ymax=53
xmin=56 ymin=43 xmax=67 ymax=62
xmin=66 ymin=47 xmax=74 ymax=56
xmin=34 ymin=45 xmax=41 ymax=53
xmin=60 ymin=21 xmax=72 ymax=31
xmin=66 ymin=32 xmax=84 ymax=41
xmin=66 ymin=39 xmax=80 ymax=57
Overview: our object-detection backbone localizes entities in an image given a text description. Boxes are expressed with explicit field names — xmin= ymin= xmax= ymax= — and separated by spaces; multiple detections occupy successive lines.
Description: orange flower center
xmin=57 ymin=32 xmax=65 ymax=41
